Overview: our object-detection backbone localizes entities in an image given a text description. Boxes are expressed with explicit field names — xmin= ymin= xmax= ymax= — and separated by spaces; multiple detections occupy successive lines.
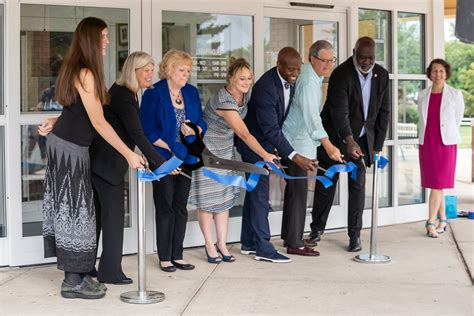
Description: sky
xmin=444 ymin=18 xmax=457 ymax=42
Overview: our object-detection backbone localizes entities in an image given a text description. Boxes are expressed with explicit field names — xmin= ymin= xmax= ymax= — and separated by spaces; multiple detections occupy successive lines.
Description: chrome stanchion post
xmin=354 ymin=153 xmax=391 ymax=264
xmin=121 ymin=170 xmax=165 ymax=304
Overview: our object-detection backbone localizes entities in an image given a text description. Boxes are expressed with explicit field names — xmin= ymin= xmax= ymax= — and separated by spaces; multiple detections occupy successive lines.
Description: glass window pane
xmin=398 ymin=12 xmax=424 ymax=74
xmin=398 ymin=80 xmax=424 ymax=139
xmin=0 ymin=4 xmax=4 ymax=115
xmin=398 ymin=144 xmax=425 ymax=205
xmin=163 ymin=11 xmax=253 ymax=105
xmin=0 ymin=127 xmax=5 ymax=237
xmin=264 ymin=17 xmax=338 ymax=72
xmin=20 ymin=4 xmax=129 ymax=113
xmin=21 ymin=125 xmax=46 ymax=236
xmin=358 ymin=9 xmax=391 ymax=72
xmin=20 ymin=4 xmax=130 ymax=236
xmin=365 ymin=147 xmax=392 ymax=209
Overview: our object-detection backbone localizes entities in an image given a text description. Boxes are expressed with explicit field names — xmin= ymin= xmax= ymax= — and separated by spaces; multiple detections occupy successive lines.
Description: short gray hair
xmin=308 ymin=40 xmax=333 ymax=62
xmin=116 ymin=51 xmax=155 ymax=92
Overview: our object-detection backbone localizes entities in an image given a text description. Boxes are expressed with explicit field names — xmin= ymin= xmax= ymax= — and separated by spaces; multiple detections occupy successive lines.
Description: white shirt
xmin=277 ymin=69 xmax=291 ymax=112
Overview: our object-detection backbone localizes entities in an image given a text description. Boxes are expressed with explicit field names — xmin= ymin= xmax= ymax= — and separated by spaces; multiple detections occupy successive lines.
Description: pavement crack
xmin=449 ymin=224 xmax=473 ymax=285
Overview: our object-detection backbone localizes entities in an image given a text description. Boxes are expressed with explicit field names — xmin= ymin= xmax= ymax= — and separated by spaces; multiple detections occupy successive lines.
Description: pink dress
xmin=419 ymin=92 xmax=457 ymax=189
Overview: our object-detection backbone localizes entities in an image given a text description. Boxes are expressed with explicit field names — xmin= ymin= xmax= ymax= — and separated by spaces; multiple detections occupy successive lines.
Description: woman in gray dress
xmin=189 ymin=58 xmax=276 ymax=263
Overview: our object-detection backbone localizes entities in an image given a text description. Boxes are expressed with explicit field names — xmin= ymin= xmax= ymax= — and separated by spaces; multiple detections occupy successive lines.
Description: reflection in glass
xmin=20 ymin=4 xmax=129 ymax=113
xmin=358 ymin=9 xmax=391 ymax=72
xmin=21 ymin=125 xmax=47 ymax=236
xmin=0 ymin=4 xmax=3 ymax=115
xmin=398 ymin=144 xmax=424 ymax=205
xmin=264 ymin=17 xmax=338 ymax=72
xmin=0 ymin=127 xmax=5 ymax=237
xmin=398 ymin=80 xmax=423 ymax=139
xmin=162 ymin=11 xmax=253 ymax=105
xmin=365 ymin=147 xmax=392 ymax=209
xmin=398 ymin=12 xmax=424 ymax=74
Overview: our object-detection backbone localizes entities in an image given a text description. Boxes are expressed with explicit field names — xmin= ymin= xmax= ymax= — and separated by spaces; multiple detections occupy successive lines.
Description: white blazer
xmin=418 ymin=84 xmax=465 ymax=145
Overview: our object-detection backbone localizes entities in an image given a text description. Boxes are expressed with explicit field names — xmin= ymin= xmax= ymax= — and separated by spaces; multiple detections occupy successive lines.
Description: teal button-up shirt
xmin=283 ymin=63 xmax=328 ymax=159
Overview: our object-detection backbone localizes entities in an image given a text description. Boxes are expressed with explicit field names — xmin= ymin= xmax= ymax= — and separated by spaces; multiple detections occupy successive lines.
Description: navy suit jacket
xmin=140 ymin=79 xmax=207 ymax=164
xmin=237 ymin=67 xmax=295 ymax=159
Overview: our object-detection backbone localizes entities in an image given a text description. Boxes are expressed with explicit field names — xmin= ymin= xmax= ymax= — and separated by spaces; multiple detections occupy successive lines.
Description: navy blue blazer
xmin=140 ymin=79 xmax=207 ymax=164
xmin=237 ymin=67 xmax=295 ymax=159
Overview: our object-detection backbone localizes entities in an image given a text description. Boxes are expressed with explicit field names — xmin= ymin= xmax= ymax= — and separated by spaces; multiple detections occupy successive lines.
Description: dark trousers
xmin=281 ymin=159 xmax=308 ymax=248
xmin=92 ymin=173 xmax=127 ymax=283
xmin=152 ymin=172 xmax=191 ymax=261
xmin=310 ymin=138 xmax=368 ymax=240
xmin=240 ymin=148 xmax=276 ymax=256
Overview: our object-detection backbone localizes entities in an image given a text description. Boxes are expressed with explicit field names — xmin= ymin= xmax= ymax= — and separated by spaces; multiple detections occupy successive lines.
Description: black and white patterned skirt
xmin=42 ymin=133 xmax=96 ymax=272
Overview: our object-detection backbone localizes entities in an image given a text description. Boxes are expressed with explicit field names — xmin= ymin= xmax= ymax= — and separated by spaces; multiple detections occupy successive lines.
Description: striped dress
xmin=189 ymin=87 xmax=249 ymax=212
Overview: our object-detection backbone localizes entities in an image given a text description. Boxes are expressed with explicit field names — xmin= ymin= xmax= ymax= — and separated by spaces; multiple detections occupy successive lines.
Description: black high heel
xmin=425 ymin=221 xmax=438 ymax=238
xmin=216 ymin=244 xmax=235 ymax=262
xmin=205 ymin=246 xmax=222 ymax=264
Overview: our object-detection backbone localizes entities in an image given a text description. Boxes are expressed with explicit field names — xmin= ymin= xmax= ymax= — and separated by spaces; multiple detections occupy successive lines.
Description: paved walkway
xmin=1 ymin=221 xmax=472 ymax=315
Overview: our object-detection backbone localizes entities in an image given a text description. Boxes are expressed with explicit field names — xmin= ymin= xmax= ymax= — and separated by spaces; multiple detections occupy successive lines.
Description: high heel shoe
xmin=436 ymin=219 xmax=449 ymax=234
xmin=425 ymin=221 xmax=439 ymax=238
xmin=215 ymin=244 xmax=235 ymax=263
xmin=205 ymin=246 xmax=222 ymax=264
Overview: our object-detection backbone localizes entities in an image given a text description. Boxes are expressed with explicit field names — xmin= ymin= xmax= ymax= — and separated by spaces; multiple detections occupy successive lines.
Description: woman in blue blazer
xmin=141 ymin=49 xmax=207 ymax=272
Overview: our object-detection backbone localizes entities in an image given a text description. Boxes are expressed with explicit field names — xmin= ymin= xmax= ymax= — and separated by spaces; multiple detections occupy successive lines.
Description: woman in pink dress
xmin=418 ymin=59 xmax=465 ymax=238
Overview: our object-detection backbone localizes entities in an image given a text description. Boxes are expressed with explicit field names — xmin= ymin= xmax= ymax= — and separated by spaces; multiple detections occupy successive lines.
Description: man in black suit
xmin=236 ymin=47 xmax=316 ymax=263
xmin=305 ymin=37 xmax=390 ymax=252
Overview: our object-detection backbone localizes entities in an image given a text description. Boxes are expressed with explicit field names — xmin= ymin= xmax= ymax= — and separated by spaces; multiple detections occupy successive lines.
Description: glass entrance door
xmin=158 ymin=5 xmax=347 ymax=248
xmin=8 ymin=1 xmax=142 ymax=266
xmin=263 ymin=7 xmax=348 ymax=233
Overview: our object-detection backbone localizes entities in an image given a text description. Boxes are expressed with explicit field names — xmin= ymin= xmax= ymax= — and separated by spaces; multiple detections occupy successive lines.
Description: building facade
xmin=0 ymin=0 xmax=444 ymax=266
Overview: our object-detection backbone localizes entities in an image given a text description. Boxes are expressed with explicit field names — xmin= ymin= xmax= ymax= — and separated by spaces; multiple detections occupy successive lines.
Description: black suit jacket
xmin=321 ymin=56 xmax=390 ymax=166
xmin=90 ymin=83 xmax=165 ymax=185
xmin=237 ymin=67 xmax=295 ymax=159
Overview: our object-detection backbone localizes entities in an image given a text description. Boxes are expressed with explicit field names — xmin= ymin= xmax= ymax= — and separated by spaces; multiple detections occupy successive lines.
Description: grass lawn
xmin=459 ymin=125 xmax=472 ymax=149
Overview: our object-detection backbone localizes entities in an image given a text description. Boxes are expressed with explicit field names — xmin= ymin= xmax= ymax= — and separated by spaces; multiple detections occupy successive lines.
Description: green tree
xmin=445 ymin=41 xmax=474 ymax=117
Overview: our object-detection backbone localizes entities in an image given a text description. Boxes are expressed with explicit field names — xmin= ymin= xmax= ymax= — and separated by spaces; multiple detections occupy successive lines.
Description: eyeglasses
xmin=314 ymin=56 xmax=337 ymax=65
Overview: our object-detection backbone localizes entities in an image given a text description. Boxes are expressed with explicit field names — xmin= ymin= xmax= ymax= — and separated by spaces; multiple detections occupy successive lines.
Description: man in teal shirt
xmin=281 ymin=40 xmax=343 ymax=256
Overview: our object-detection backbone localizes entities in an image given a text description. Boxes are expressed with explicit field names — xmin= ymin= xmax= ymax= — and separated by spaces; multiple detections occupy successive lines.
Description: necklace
xmin=169 ymin=89 xmax=183 ymax=105
xmin=225 ymin=87 xmax=243 ymax=106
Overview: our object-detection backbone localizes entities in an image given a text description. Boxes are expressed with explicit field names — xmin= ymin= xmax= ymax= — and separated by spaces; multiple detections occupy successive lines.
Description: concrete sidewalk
xmin=1 ymin=221 xmax=473 ymax=315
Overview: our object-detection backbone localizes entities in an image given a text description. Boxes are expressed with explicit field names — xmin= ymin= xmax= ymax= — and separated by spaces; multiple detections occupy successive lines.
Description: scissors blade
xmin=201 ymin=148 xmax=269 ymax=175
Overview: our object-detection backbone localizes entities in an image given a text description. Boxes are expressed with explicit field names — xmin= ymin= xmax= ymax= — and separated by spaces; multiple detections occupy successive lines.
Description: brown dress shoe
xmin=287 ymin=246 xmax=320 ymax=256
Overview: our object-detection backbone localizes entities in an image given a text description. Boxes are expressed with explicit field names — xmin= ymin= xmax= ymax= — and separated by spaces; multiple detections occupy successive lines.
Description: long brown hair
xmin=55 ymin=17 xmax=109 ymax=106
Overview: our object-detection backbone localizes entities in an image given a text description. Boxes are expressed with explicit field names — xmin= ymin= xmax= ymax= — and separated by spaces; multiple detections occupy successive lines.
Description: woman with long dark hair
xmin=39 ymin=17 xmax=143 ymax=299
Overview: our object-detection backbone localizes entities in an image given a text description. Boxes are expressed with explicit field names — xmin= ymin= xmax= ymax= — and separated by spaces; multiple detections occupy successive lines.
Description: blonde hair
xmin=227 ymin=57 xmax=253 ymax=83
xmin=116 ymin=51 xmax=155 ymax=93
xmin=158 ymin=49 xmax=193 ymax=79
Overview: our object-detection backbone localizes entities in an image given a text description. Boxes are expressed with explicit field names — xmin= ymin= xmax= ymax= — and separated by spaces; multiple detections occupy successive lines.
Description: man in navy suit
xmin=236 ymin=47 xmax=317 ymax=263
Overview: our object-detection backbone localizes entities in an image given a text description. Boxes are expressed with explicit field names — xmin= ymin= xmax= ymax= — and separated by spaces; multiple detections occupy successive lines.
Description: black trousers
xmin=281 ymin=159 xmax=308 ymax=248
xmin=92 ymin=173 xmax=127 ymax=283
xmin=310 ymin=137 xmax=368 ymax=239
xmin=152 ymin=172 xmax=191 ymax=261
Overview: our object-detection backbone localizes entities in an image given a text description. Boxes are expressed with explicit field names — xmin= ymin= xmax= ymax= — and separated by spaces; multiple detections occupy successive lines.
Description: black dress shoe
xmin=99 ymin=277 xmax=133 ymax=285
xmin=159 ymin=263 xmax=176 ymax=272
xmin=347 ymin=238 xmax=362 ymax=252
xmin=171 ymin=260 xmax=195 ymax=270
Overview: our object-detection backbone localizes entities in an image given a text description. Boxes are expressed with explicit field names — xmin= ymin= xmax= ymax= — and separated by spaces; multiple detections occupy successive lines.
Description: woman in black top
xmin=89 ymin=51 xmax=167 ymax=284
xmin=38 ymin=17 xmax=143 ymax=299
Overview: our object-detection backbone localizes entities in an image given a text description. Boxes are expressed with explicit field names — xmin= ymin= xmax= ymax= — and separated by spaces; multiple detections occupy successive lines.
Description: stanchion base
xmin=120 ymin=290 xmax=165 ymax=304
xmin=354 ymin=254 xmax=391 ymax=263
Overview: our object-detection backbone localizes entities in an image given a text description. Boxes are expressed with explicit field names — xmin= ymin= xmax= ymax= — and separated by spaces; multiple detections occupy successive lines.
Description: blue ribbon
xmin=324 ymin=161 xmax=358 ymax=181
xmin=136 ymin=156 xmax=183 ymax=182
xmin=203 ymin=161 xmax=333 ymax=192
xmin=376 ymin=155 xmax=389 ymax=169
